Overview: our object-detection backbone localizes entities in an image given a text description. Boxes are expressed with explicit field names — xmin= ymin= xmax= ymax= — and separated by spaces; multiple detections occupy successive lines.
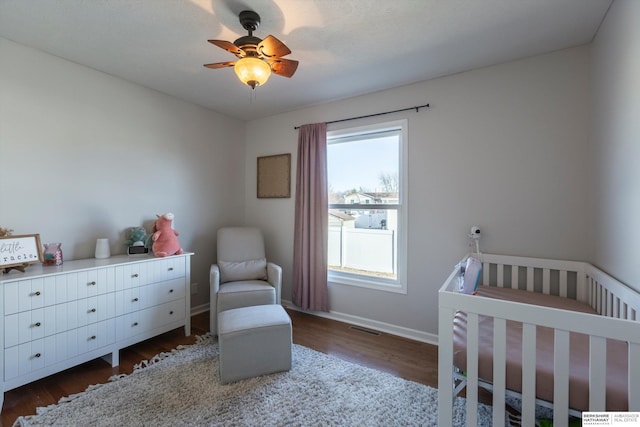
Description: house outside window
xmin=327 ymin=120 xmax=407 ymax=293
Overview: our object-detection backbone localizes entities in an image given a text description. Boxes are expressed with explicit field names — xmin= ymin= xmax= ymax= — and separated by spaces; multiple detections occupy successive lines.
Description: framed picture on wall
xmin=1 ymin=234 xmax=44 ymax=271
xmin=257 ymin=153 xmax=291 ymax=198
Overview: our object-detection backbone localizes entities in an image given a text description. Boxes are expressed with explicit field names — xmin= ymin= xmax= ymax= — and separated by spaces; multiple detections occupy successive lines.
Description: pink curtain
xmin=292 ymin=123 xmax=329 ymax=312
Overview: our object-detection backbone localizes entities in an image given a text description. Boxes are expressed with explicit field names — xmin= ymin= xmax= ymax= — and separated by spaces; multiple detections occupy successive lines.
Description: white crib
xmin=438 ymin=253 xmax=640 ymax=427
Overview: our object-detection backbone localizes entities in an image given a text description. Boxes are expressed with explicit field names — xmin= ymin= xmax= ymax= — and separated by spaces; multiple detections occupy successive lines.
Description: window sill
xmin=328 ymin=271 xmax=407 ymax=294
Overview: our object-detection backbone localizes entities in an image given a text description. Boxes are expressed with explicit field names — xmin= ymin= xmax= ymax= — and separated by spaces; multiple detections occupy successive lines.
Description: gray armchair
xmin=210 ymin=227 xmax=282 ymax=335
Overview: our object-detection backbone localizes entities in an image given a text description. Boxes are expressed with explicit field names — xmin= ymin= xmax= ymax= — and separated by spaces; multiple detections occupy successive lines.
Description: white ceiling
xmin=0 ymin=0 xmax=612 ymax=121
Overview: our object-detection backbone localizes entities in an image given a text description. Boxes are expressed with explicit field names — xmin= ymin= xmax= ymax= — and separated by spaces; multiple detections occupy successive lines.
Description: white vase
xmin=95 ymin=238 xmax=111 ymax=259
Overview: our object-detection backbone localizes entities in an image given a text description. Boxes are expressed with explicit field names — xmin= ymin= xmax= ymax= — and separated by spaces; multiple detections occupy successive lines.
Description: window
xmin=327 ymin=120 xmax=407 ymax=293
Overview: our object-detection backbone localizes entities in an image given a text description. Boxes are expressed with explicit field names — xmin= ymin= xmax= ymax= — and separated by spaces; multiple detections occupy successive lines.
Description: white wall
xmin=245 ymin=45 xmax=593 ymax=338
xmin=0 ymin=38 xmax=246 ymax=308
xmin=591 ymin=0 xmax=640 ymax=292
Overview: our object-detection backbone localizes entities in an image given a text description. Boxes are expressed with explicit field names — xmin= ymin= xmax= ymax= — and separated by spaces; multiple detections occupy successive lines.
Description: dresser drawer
xmin=5 ymin=332 xmax=74 ymax=381
xmin=114 ymin=262 xmax=152 ymax=291
xmin=4 ymin=279 xmax=48 ymax=315
xmin=116 ymin=299 xmax=185 ymax=341
xmin=76 ymin=319 xmax=116 ymax=355
xmin=3 ymin=319 xmax=116 ymax=381
xmin=4 ymin=336 xmax=50 ymax=379
xmin=4 ymin=307 xmax=54 ymax=348
xmin=114 ymin=287 xmax=143 ymax=316
xmin=75 ymin=268 xmax=116 ymax=298
xmin=76 ymin=294 xmax=116 ymax=325
xmin=151 ymin=258 xmax=186 ymax=282
xmin=144 ymin=299 xmax=186 ymax=330
xmin=140 ymin=278 xmax=186 ymax=309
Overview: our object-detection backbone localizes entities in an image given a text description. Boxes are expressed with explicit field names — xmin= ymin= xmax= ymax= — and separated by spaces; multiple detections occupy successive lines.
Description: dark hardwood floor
xmin=1 ymin=309 xmax=438 ymax=426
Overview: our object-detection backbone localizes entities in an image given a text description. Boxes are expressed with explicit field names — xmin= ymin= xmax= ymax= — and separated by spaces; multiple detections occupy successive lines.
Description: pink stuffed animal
xmin=151 ymin=213 xmax=183 ymax=257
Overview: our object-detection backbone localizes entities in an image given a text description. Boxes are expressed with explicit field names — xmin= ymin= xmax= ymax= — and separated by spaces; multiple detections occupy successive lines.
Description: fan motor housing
xmin=239 ymin=10 xmax=260 ymax=32
xmin=234 ymin=35 xmax=262 ymax=54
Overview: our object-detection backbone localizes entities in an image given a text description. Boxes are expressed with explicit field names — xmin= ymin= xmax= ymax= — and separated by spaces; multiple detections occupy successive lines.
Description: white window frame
xmin=327 ymin=119 xmax=408 ymax=294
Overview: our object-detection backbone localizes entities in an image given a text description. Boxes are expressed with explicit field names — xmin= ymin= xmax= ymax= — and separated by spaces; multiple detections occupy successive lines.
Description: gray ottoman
xmin=218 ymin=304 xmax=292 ymax=384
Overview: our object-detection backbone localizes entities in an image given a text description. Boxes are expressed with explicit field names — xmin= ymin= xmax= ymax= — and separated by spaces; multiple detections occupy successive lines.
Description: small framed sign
xmin=257 ymin=153 xmax=291 ymax=198
xmin=0 ymin=234 xmax=44 ymax=271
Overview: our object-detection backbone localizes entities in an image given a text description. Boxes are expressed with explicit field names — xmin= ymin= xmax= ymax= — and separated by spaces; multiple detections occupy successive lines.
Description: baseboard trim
xmin=191 ymin=302 xmax=210 ymax=316
xmin=282 ymin=299 xmax=438 ymax=346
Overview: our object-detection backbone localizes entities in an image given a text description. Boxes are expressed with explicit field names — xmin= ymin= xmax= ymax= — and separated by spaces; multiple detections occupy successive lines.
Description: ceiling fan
xmin=204 ymin=10 xmax=298 ymax=90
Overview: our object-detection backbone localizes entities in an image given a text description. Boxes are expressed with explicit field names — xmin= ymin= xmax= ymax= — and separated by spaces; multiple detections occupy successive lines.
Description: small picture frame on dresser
xmin=0 ymin=234 xmax=44 ymax=273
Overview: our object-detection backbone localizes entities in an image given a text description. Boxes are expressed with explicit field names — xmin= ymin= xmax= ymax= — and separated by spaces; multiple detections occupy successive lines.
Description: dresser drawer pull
xmin=169 ymin=289 xmax=174 ymax=293
xmin=89 ymin=308 xmax=96 ymax=313
xmin=32 ymin=353 xmax=41 ymax=359
xmin=168 ymin=267 xmax=174 ymax=271
xmin=89 ymin=335 xmax=96 ymax=340
xmin=30 ymin=291 xmax=41 ymax=297
xmin=170 ymin=310 xmax=174 ymax=315
xmin=132 ymin=322 xmax=139 ymax=327
xmin=132 ymin=297 xmax=139 ymax=302
xmin=132 ymin=273 xmax=139 ymax=278
xmin=31 ymin=322 xmax=42 ymax=328
xmin=88 ymin=281 xmax=97 ymax=286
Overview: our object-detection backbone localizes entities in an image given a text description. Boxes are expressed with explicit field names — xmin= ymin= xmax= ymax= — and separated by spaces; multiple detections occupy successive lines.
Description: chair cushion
xmin=217 ymin=227 xmax=266 ymax=262
xmin=217 ymin=280 xmax=276 ymax=313
xmin=218 ymin=304 xmax=291 ymax=335
xmin=218 ymin=258 xmax=267 ymax=283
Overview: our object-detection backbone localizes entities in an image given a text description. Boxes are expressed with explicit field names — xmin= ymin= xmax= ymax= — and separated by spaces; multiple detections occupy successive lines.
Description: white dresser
xmin=0 ymin=253 xmax=193 ymax=410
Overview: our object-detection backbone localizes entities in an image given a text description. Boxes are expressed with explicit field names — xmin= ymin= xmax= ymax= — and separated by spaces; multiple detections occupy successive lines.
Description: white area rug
xmin=14 ymin=335 xmax=492 ymax=426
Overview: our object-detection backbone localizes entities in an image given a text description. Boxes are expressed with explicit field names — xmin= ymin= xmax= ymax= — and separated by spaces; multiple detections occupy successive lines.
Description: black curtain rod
xmin=293 ymin=103 xmax=430 ymax=130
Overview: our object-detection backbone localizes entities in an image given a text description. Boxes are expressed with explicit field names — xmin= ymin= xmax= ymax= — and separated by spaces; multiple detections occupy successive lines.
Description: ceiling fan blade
xmin=208 ymin=39 xmax=243 ymax=56
xmin=258 ymin=35 xmax=291 ymax=58
xmin=269 ymin=58 xmax=299 ymax=78
xmin=203 ymin=61 xmax=236 ymax=69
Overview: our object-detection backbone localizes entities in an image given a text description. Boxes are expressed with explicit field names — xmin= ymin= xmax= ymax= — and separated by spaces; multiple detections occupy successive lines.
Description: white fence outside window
xmin=328 ymin=227 xmax=396 ymax=274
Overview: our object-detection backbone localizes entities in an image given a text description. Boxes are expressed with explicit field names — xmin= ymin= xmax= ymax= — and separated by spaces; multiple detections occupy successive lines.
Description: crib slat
xmin=553 ymin=330 xmax=570 ymax=427
xmin=596 ymin=284 xmax=602 ymax=314
xmin=483 ymin=262 xmax=490 ymax=286
xmin=521 ymin=323 xmax=537 ymax=426
xmin=629 ymin=343 xmax=640 ymax=411
xmin=512 ymin=266 xmax=519 ymax=290
xmin=599 ymin=282 xmax=604 ymax=314
xmin=559 ymin=270 xmax=567 ymax=298
xmin=576 ymin=271 xmax=586 ymax=303
xmin=589 ymin=336 xmax=607 ymax=411
xmin=437 ymin=306 xmax=455 ymax=426
xmin=543 ymin=268 xmax=551 ymax=295
xmin=497 ymin=264 xmax=504 ymax=288
xmin=588 ymin=277 xmax=596 ymax=309
xmin=623 ymin=303 xmax=629 ymax=320
xmin=492 ymin=318 xmax=506 ymax=427
xmin=527 ymin=267 xmax=534 ymax=292
xmin=466 ymin=313 xmax=479 ymax=427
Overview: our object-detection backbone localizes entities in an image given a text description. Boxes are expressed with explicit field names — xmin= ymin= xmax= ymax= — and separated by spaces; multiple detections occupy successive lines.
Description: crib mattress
xmin=453 ymin=286 xmax=629 ymax=411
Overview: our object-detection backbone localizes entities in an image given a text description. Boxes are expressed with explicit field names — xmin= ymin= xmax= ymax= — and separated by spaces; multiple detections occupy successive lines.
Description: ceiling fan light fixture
xmin=205 ymin=10 xmax=297 ymax=90
xmin=234 ymin=57 xmax=271 ymax=89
